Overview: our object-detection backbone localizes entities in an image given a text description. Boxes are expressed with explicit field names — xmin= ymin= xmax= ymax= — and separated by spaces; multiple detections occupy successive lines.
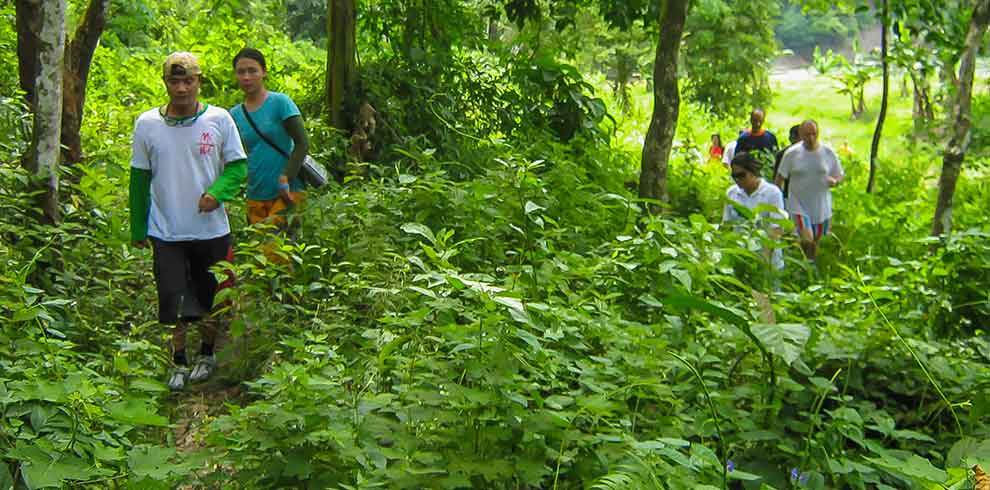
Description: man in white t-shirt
xmin=129 ymin=52 xmax=247 ymax=390
xmin=775 ymin=120 xmax=844 ymax=264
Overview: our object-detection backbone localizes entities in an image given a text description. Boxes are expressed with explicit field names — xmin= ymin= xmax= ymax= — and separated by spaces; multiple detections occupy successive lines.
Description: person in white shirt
xmin=129 ymin=52 xmax=248 ymax=390
xmin=723 ymin=151 xmax=787 ymax=271
xmin=775 ymin=119 xmax=844 ymax=264
xmin=721 ymin=139 xmax=737 ymax=169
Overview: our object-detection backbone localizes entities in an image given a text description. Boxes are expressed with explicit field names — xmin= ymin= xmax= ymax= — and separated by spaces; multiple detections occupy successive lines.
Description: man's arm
xmin=205 ymin=159 xmax=247 ymax=203
xmin=129 ymin=167 xmax=151 ymax=245
xmin=827 ymin=149 xmax=844 ymax=187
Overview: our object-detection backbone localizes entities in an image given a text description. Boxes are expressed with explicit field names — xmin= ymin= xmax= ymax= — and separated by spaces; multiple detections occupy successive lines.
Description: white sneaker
xmin=189 ymin=355 xmax=216 ymax=383
xmin=168 ymin=367 xmax=189 ymax=391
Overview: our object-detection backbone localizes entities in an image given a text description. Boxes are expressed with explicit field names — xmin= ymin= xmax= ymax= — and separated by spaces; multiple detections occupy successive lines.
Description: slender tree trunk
xmin=326 ymin=0 xmax=357 ymax=129
xmin=21 ymin=0 xmax=66 ymax=224
xmin=638 ymin=0 xmax=689 ymax=212
xmin=487 ymin=17 xmax=499 ymax=43
xmin=61 ymin=0 xmax=108 ymax=164
xmin=910 ymin=70 xmax=934 ymax=133
xmin=867 ymin=0 xmax=889 ymax=194
xmin=931 ymin=0 xmax=990 ymax=237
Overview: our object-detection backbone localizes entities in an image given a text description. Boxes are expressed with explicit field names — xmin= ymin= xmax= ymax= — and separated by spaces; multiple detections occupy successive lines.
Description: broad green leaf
xmin=750 ymin=323 xmax=810 ymax=366
xmin=867 ymin=454 xmax=948 ymax=484
xmin=891 ymin=429 xmax=935 ymax=443
xmin=127 ymin=445 xmax=176 ymax=480
xmin=401 ymin=222 xmax=436 ymax=245
xmin=671 ymin=269 xmax=692 ymax=292
xmin=29 ymin=405 xmax=52 ymax=431
xmin=659 ymin=437 xmax=690 ymax=447
xmin=514 ymin=328 xmax=541 ymax=350
xmin=107 ymin=398 xmax=169 ymax=427
xmin=130 ymin=378 xmax=168 ymax=393
xmin=524 ymin=200 xmax=544 ymax=214
xmin=450 ymin=343 xmax=476 ymax=354
xmin=21 ymin=455 xmax=104 ymax=489
xmin=495 ymin=296 xmax=531 ymax=324
xmin=900 ymin=455 xmax=948 ymax=483
xmin=638 ymin=293 xmax=664 ymax=308
xmin=728 ymin=469 xmax=761 ymax=481
xmin=13 ymin=307 xmax=40 ymax=322
xmin=662 ymin=292 xmax=748 ymax=327
xmin=544 ymin=395 xmax=574 ymax=409
xmin=947 ymin=437 xmax=990 ymax=467
xmin=0 ymin=464 xmax=11 ymax=490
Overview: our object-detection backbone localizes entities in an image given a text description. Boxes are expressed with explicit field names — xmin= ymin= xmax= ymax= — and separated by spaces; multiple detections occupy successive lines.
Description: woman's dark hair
xmin=731 ymin=151 xmax=762 ymax=175
xmin=711 ymin=133 xmax=722 ymax=147
xmin=233 ymin=47 xmax=267 ymax=71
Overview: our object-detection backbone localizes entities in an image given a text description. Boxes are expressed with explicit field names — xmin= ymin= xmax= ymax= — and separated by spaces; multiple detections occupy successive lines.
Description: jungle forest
xmin=3 ymin=0 xmax=990 ymax=488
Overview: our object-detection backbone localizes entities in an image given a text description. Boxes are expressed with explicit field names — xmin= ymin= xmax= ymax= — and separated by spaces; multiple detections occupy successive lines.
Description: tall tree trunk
xmin=931 ymin=0 xmax=990 ymax=238
xmin=867 ymin=0 xmax=890 ymax=194
xmin=638 ymin=0 xmax=689 ymax=212
xmin=61 ymin=0 xmax=108 ymax=164
xmin=15 ymin=0 xmax=42 ymax=105
xmin=326 ymin=0 xmax=357 ymax=129
xmin=21 ymin=0 xmax=66 ymax=224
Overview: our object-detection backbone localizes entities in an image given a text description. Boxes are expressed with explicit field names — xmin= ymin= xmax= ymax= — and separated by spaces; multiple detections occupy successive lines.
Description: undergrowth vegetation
xmin=2 ymin=2 xmax=990 ymax=489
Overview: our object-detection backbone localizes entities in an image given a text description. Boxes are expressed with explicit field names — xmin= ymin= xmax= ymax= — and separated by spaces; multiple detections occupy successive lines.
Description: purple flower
xmin=726 ymin=460 xmax=735 ymax=472
xmin=799 ymin=473 xmax=809 ymax=485
xmin=791 ymin=467 xmax=800 ymax=481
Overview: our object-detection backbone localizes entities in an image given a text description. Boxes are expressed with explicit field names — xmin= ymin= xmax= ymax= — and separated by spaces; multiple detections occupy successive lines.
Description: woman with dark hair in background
xmin=229 ymin=47 xmax=310 ymax=231
xmin=723 ymin=151 xmax=787 ymax=272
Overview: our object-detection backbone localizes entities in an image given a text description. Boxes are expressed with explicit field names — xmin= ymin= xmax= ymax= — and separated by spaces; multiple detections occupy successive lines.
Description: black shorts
xmin=150 ymin=235 xmax=233 ymax=324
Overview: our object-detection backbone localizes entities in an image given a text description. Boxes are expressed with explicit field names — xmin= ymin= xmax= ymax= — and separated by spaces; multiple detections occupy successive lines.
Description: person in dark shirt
xmin=736 ymin=108 xmax=779 ymax=176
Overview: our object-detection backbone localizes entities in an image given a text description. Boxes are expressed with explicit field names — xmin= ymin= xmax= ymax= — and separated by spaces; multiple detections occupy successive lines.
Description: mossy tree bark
xmin=638 ymin=0 xmax=689 ymax=212
xmin=17 ymin=0 xmax=66 ymax=224
xmin=61 ymin=0 xmax=108 ymax=164
xmin=326 ymin=0 xmax=357 ymax=130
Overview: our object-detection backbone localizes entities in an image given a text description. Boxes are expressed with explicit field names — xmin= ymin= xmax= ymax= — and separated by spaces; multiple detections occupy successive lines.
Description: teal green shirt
xmin=230 ymin=92 xmax=304 ymax=200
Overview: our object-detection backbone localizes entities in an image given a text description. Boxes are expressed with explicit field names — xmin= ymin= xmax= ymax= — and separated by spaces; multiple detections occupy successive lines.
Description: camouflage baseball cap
xmin=163 ymin=51 xmax=202 ymax=78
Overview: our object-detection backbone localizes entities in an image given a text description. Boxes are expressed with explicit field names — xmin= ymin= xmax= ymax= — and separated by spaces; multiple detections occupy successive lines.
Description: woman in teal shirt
xmin=229 ymin=47 xmax=310 ymax=229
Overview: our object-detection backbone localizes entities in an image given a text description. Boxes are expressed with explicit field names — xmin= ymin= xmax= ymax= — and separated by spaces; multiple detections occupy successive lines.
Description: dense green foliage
xmin=682 ymin=0 xmax=779 ymax=116
xmin=3 ymin=1 xmax=990 ymax=489
xmin=775 ymin=1 xmax=873 ymax=56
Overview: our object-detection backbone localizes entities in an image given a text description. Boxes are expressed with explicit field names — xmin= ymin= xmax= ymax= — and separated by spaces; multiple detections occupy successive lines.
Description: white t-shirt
xmin=723 ymin=179 xmax=786 ymax=270
xmin=722 ymin=140 xmax=737 ymax=166
xmin=777 ymin=144 xmax=843 ymax=223
xmin=131 ymin=105 xmax=247 ymax=241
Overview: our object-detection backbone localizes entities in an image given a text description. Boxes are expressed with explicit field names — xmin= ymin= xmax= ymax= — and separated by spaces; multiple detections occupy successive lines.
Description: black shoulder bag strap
xmin=240 ymin=104 xmax=290 ymax=159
